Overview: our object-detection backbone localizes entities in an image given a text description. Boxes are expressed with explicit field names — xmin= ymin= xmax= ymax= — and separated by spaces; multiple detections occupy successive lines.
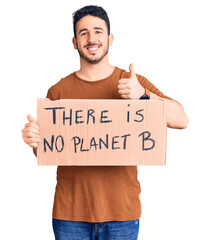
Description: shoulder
xmin=114 ymin=66 xmax=130 ymax=78
xmin=46 ymin=73 xmax=74 ymax=100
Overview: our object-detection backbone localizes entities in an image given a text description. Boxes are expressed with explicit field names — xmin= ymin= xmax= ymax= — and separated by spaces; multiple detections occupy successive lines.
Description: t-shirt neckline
xmin=73 ymin=66 xmax=117 ymax=83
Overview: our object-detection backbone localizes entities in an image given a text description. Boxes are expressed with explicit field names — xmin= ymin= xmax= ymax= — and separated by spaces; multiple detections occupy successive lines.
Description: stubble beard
xmin=76 ymin=41 xmax=109 ymax=64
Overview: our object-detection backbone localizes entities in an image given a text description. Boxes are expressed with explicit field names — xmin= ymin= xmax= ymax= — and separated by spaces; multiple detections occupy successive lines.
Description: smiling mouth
xmin=86 ymin=45 xmax=101 ymax=53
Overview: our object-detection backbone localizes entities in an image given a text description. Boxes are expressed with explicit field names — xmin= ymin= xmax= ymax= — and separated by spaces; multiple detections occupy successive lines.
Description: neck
xmin=76 ymin=55 xmax=114 ymax=81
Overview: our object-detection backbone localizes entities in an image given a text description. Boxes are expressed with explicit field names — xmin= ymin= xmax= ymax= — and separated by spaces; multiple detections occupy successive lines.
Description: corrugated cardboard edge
xmin=37 ymin=98 xmax=40 ymax=165
xmin=37 ymin=98 xmax=50 ymax=165
xmin=161 ymin=99 xmax=167 ymax=165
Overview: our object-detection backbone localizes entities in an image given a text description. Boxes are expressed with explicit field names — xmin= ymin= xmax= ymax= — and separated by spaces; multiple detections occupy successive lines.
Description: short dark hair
xmin=72 ymin=5 xmax=110 ymax=38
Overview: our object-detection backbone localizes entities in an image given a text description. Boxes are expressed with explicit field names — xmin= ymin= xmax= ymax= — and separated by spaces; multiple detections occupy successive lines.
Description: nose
xmin=88 ymin=31 xmax=97 ymax=43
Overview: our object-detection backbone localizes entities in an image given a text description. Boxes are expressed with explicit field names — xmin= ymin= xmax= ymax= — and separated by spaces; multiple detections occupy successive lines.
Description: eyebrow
xmin=78 ymin=27 xmax=104 ymax=35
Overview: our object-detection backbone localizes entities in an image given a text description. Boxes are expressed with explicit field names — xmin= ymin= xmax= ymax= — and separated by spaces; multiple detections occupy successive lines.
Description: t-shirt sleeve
xmin=137 ymin=74 xmax=172 ymax=100
xmin=46 ymin=88 xmax=54 ymax=100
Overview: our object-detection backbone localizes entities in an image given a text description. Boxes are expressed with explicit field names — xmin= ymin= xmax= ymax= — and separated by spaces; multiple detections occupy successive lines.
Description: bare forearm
xmin=150 ymin=92 xmax=188 ymax=129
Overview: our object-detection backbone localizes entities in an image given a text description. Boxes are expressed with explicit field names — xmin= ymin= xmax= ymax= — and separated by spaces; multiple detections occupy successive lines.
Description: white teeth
xmin=87 ymin=46 xmax=99 ymax=51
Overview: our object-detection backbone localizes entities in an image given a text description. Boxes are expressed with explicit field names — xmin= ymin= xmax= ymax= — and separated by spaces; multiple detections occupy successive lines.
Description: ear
xmin=108 ymin=33 xmax=114 ymax=47
xmin=72 ymin=37 xmax=78 ymax=49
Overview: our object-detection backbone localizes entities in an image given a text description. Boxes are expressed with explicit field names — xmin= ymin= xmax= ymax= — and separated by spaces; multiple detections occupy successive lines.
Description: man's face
xmin=73 ymin=15 xmax=113 ymax=64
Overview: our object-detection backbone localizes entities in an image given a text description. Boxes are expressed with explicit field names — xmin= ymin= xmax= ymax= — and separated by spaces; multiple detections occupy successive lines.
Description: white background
xmin=0 ymin=0 xmax=209 ymax=239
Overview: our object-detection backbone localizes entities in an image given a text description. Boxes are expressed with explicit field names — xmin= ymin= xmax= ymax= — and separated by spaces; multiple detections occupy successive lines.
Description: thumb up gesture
xmin=118 ymin=63 xmax=145 ymax=99
xmin=22 ymin=114 xmax=40 ymax=149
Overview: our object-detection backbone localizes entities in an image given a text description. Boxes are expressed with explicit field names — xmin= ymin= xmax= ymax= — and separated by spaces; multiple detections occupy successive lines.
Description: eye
xmin=81 ymin=32 xmax=87 ymax=36
xmin=96 ymin=31 xmax=102 ymax=34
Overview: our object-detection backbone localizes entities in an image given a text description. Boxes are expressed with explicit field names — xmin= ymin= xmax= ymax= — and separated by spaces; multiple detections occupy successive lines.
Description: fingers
xmin=118 ymin=89 xmax=128 ymax=94
xmin=118 ymin=83 xmax=132 ymax=90
xmin=22 ymin=132 xmax=40 ymax=148
xmin=118 ymin=89 xmax=131 ymax=99
xmin=118 ymin=78 xmax=131 ymax=84
xmin=22 ymin=137 xmax=39 ymax=148
xmin=129 ymin=63 xmax=136 ymax=79
xmin=22 ymin=133 xmax=40 ymax=148
xmin=24 ymin=122 xmax=40 ymax=132
xmin=22 ymin=128 xmax=40 ymax=142
xmin=118 ymin=63 xmax=137 ymax=99
xmin=22 ymin=136 xmax=40 ymax=144
xmin=22 ymin=114 xmax=40 ymax=149
xmin=118 ymin=78 xmax=132 ymax=98
xmin=121 ymin=94 xmax=129 ymax=99
xmin=27 ymin=114 xmax=37 ymax=123
xmin=22 ymin=131 xmax=40 ymax=138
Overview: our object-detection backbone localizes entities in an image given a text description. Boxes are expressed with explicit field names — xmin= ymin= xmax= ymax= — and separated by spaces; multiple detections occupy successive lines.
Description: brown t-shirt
xmin=46 ymin=66 xmax=170 ymax=223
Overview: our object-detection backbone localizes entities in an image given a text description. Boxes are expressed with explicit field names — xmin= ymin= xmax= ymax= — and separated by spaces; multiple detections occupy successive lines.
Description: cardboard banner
xmin=37 ymin=99 xmax=167 ymax=165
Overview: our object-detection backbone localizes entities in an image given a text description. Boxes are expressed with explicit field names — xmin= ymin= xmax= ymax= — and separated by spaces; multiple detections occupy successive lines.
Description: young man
xmin=22 ymin=5 xmax=188 ymax=240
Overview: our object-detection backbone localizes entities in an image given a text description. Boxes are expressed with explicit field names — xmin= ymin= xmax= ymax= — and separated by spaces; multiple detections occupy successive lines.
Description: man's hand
xmin=118 ymin=63 xmax=145 ymax=99
xmin=22 ymin=115 xmax=40 ymax=150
